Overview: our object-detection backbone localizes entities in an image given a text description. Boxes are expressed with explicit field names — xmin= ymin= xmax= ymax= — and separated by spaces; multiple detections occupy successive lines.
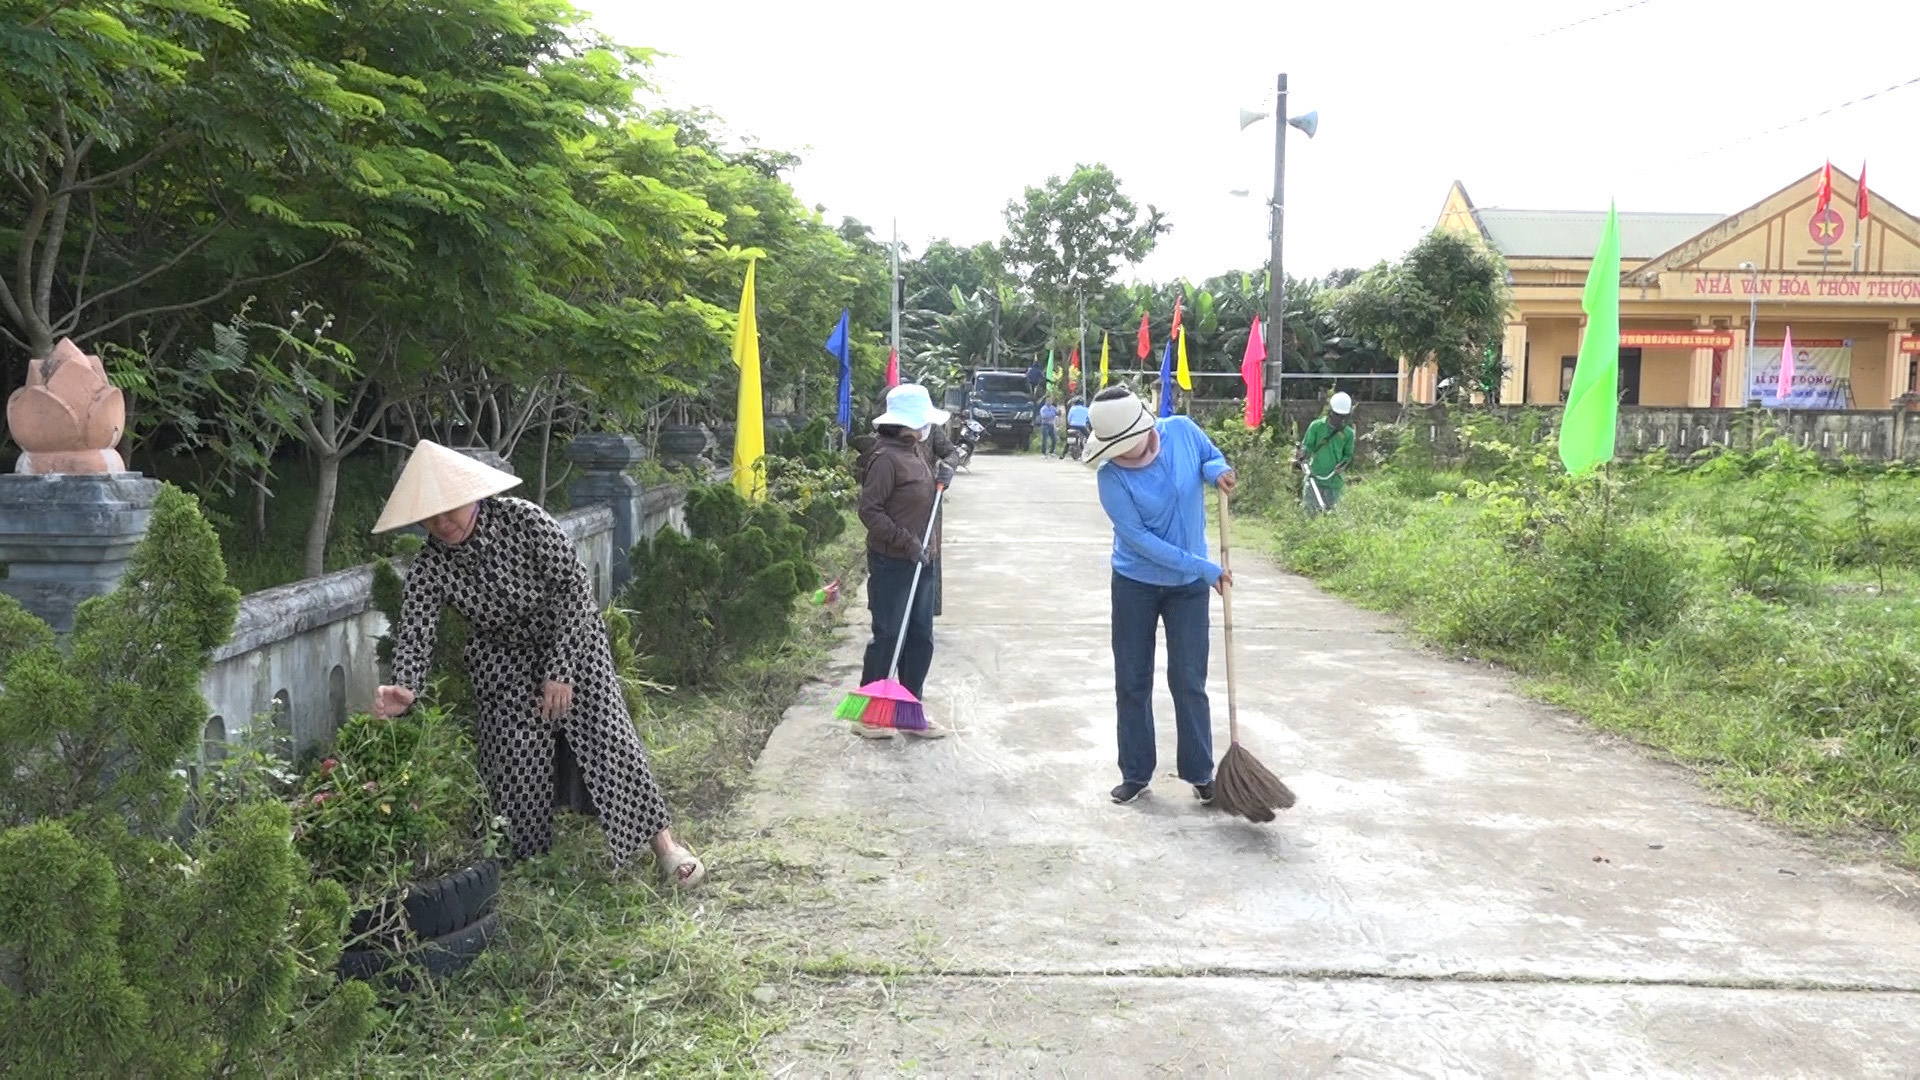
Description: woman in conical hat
xmin=370 ymin=441 xmax=703 ymax=887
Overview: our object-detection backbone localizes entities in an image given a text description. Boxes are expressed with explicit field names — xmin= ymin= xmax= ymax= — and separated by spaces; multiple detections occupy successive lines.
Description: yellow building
xmin=1413 ymin=168 xmax=1920 ymax=410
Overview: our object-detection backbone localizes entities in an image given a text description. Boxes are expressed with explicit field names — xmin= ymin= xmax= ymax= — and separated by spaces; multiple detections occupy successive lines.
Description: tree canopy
xmin=999 ymin=163 xmax=1167 ymax=318
xmin=1330 ymin=230 xmax=1511 ymax=401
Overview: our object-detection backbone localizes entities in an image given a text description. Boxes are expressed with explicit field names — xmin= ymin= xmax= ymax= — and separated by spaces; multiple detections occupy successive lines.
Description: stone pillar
xmin=1501 ymin=322 xmax=1528 ymax=404
xmin=0 ymin=338 xmax=157 ymax=632
xmin=1887 ymin=326 xmax=1910 ymax=405
xmin=1687 ymin=347 xmax=1715 ymax=408
xmin=0 ymin=475 xmax=159 ymax=632
xmin=565 ymin=432 xmax=647 ymax=593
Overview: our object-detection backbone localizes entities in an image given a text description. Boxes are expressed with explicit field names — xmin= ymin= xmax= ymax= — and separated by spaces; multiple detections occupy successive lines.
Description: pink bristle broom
xmin=834 ymin=484 xmax=945 ymax=732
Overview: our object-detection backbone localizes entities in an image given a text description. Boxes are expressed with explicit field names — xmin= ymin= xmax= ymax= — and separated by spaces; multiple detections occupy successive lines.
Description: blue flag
xmin=825 ymin=309 xmax=852 ymax=432
xmin=1157 ymin=335 xmax=1176 ymax=418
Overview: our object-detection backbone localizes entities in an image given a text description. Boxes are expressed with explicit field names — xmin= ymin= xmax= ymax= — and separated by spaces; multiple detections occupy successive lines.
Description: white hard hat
xmin=1329 ymin=392 xmax=1353 ymax=415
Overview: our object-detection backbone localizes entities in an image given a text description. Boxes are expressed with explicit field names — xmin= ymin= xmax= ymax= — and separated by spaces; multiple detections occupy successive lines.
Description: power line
xmin=1684 ymin=73 xmax=1920 ymax=161
xmin=1524 ymin=0 xmax=1659 ymax=41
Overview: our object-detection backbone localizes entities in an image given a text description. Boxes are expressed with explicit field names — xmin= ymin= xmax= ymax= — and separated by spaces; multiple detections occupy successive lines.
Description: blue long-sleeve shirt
xmin=1096 ymin=416 xmax=1233 ymax=587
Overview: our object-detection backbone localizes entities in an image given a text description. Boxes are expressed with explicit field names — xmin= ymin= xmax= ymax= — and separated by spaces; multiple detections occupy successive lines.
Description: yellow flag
xmin=732 ymin=260 xmax=765 ymax=500
xmin=1175 ymin=325 xmax=1192 ymax=391
xmin=1099 ymin=332 xmax=1110 ymax=388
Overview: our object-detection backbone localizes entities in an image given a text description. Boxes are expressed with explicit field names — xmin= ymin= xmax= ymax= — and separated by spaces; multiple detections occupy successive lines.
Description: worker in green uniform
xmin=1294 ymin=391 xmax=1355 ymax=515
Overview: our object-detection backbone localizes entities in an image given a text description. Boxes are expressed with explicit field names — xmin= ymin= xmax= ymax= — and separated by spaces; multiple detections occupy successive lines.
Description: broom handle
xmin=1219 ymin=490 xmax=1239 ymax=746
xmin=885 ymin=484 xmax=946 ymax=681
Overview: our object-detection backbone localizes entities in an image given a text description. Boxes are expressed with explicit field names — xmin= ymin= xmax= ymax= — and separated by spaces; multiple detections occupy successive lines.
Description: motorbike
xmin=955 ymin=418 xmax=985 ymax=470
xmin=1064 ymin=426 xmax=1087 ymax=461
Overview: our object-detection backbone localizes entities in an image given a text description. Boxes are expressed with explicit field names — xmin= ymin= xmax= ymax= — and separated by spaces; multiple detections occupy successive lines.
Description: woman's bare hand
xmin=540 ymin=680 xmax=573 ymax=723
xmin=373 ymin=685 xmax=415 ymax=719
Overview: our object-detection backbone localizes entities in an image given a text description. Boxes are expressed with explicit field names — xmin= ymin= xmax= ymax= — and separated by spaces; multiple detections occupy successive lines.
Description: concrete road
xmin=742 ymin=451 xmax=1920 ymax=1077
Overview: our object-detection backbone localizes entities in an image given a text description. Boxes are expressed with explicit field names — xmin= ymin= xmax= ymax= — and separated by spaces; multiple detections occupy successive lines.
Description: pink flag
xmin=1776 ymin=326 xmax=1795 ymax=404
xmin=1241 ymin=316 xmax=1267 ymax=428
xmin=885 ymin=347 xmax=900 ymax=388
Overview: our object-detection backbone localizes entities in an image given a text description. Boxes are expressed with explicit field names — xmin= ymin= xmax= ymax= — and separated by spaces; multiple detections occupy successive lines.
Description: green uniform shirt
xmin=1300 ymin=417 xmax=1354 ymax=499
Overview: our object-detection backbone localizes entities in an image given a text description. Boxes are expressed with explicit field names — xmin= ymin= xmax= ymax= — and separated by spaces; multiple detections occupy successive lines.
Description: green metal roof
xmin=1475 ymin=208 xmax=1726 ymax=260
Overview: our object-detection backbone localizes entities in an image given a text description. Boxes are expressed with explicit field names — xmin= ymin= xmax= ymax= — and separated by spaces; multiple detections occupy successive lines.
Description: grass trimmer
xmin=832 ymin=484 xmax=946 ymax=733
xmin=1297 ymin=460 xmax=1329 ymax=513
xmin=1211 ymin=491 xmax=1297 ymax=822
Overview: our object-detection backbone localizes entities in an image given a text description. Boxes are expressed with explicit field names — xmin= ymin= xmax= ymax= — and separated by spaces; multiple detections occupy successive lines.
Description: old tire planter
xmin=337 ymin=912 xmax=500 ymax=985
xmin=340 ymin=860 xmax=500 ymax=983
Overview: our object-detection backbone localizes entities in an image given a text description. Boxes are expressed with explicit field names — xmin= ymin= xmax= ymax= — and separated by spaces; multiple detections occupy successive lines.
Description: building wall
xmin=1527 ymin=319 xmax=1582 ymax=402
xmin=1638 ymin=347 xmax=1693 ymax=406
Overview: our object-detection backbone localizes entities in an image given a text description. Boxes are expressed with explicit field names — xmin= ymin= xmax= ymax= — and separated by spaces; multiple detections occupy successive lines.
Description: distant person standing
xmin=1066 ymin=400 xmax=1091 ymax=459
xmin=1026 ymin=357 xmax=1046 ymax=401
xmin=1295 ymin=391 xmax=1356 ymax=514
xmin=1037 ymin=399 xmax=1060 ymax=456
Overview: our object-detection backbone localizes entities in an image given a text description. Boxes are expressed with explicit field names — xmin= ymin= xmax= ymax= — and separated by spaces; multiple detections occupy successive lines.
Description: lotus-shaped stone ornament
xmin=7 ymin=337 xmax=126 ymax=474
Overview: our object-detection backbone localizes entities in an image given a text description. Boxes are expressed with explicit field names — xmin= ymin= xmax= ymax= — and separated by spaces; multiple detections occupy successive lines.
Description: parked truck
xmin=957 ymin=369 xmax=1037 ymax=449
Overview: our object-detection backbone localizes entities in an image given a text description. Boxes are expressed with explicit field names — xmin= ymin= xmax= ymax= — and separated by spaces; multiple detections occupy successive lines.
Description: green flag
xmin=1045 ymin=349 xmax=1055 ymax=383
xmin=1559 ymin=203 xmax=1621 ymax=476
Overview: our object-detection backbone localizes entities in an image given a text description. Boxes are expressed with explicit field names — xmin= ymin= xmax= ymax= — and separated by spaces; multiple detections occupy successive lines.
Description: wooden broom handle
xmin=1219 ymin=490 xmax=1239 ymax=746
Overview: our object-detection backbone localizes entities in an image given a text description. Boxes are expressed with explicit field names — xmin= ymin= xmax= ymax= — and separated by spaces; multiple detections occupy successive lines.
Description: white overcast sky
xmin=584 ymin=0 xmax=1920 ymax=284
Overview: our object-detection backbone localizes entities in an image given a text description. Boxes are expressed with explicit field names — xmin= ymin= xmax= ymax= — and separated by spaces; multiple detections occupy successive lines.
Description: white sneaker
xmin=852 ymin=722 xmax=896 ymax=740
xmin=902 ymin=723 xmax=948 ymax=740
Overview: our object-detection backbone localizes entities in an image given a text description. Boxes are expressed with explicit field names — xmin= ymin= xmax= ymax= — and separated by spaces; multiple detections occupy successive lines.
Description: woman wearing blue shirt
xmin=1080 ymin=387 xmax=1236 ymax=806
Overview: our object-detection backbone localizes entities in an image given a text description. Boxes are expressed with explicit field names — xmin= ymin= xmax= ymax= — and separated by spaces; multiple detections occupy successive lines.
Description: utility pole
xmin=1266 ymin=73 xmax=1289 ymax=410
xmin=890 ymin=219 xmax=902 ymax=367
xmin=989 ymin=290 xmax=1001 ymax=369
xmin=1741 ymin=261 xmax=1759 ymax=407
xmin=1078 ymin=289 xmax=1088 ymax=405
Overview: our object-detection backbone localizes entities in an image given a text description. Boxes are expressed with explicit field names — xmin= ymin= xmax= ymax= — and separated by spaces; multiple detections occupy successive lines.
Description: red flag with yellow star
xmin=1858 ymin=161 xmax=1870 ymax=221
xmin=1815 ymin=161 xmax=1833 ymax=216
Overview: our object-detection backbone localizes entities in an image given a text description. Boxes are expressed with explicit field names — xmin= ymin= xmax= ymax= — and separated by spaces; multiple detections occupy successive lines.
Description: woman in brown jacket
xmin=856 ymin=384 xmax=953 ymax=739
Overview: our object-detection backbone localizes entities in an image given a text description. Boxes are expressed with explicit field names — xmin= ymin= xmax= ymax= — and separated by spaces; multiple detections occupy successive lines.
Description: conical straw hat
xmin=372 ymin=440 xmax=521 ymax=533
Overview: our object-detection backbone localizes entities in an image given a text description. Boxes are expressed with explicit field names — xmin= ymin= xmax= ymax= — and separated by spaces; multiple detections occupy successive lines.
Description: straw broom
xmin=1212 ymin=491 xmax=1296 ymax=822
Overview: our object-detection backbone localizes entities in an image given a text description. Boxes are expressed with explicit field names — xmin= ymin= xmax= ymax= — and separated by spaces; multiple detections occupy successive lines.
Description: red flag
xmin=884 ymin=347 xmax=899 ymax=388
xmin=1171 ymin=294 xmax=1184 ymax=335
xmin=1135 ymin=312 xmax=1150 ymax=360
xmin=1815 ymin=161 xmax=1833 ymax=216
xmin=1241 ymin=317 xmax=1266 ymax=428
xmin=1068 ymin=346 xmax=1080 ymax=375
xmin=1858 ymin=161 xmax=1870 ymax=220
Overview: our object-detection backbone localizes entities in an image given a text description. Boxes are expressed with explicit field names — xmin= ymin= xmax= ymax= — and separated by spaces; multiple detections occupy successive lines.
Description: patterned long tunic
xmin=392 ymin=496 xmax=670 ymax=865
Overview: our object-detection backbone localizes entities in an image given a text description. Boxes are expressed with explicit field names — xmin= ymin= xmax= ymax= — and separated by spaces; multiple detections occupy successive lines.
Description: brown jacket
xmin=858 ymin=433 xmax=939 ymax=561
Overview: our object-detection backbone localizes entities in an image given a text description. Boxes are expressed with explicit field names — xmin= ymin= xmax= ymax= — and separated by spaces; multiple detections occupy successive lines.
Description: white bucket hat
xmin=1081 ymin=389 xmax=1157 ymax=466
xmin=874 ymin=382 xmax=950 ymax=429
xmin=1330 ymin=392 xmax=1354 ymax=416
xmin=373 ymin=440 xmax=522 ymax=533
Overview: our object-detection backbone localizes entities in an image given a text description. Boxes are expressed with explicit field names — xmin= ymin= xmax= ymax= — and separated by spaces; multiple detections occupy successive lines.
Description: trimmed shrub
xmin=0 ymin=485 xmax=372 ymax=1077
xmin=624 ymin=483 xmax=820 ymax=686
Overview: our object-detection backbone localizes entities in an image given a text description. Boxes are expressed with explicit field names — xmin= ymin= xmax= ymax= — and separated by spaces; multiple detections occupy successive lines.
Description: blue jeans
xmin=1040 ymin=425 xmax=1058 ymax=455
xmin=863 ymin=551 xmax=937 ymax=698
xmin=1111 ymin=572 xmax=1214 ymax=786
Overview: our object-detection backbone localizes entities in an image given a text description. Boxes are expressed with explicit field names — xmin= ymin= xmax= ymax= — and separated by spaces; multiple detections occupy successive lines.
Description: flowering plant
xmin=290 ymin=699 xmax=497 ymax=887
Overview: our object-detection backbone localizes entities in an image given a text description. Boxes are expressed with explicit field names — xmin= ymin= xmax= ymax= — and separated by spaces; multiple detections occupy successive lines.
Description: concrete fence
xmin=1257 ymin=401 xmax=1920 ymax=466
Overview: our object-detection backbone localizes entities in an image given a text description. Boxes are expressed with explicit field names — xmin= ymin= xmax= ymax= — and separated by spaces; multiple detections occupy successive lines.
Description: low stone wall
xmin=1261 ymin=401 xmax=1920 ymax=466
xmin=200 ymin=503 xmax=629 ymax=760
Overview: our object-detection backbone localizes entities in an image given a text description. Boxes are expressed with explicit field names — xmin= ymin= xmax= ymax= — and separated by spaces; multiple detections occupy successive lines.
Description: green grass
xmin=339 ymin=523 xmax=868 ymax=1076
xmin=1229 ymin=418 xmax=1920 ymax=866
